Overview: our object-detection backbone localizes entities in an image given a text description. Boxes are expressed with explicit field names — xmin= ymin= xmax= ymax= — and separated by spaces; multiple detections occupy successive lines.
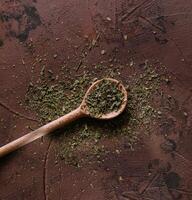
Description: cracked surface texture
xmin=0 ymin=0 xmax=192 ymax=200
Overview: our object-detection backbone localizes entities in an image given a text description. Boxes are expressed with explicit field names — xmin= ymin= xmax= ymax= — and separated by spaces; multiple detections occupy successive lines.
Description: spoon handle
xmin=0 ymin=107 xmax=84 ymax=158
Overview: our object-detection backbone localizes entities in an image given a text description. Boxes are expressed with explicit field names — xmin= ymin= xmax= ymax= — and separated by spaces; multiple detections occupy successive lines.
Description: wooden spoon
xmin=0 ymin=78 xmax=127 ymax=157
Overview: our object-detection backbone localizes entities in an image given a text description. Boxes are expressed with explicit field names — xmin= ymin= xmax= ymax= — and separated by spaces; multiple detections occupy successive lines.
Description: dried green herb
xmin=25 ymin=75 xmax=89 ymax=122
xmin=86 ymin=80 xmax=124 ymax=117
xmin=25 ymin=62 xmax=166 ymax=167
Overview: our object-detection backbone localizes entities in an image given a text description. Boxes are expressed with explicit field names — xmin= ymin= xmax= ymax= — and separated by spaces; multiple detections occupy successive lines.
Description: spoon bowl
xmin=81 ymin=78 xmax=128 ymax=119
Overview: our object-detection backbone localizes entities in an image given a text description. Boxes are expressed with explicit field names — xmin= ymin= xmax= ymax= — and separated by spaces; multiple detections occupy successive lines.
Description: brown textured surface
xmin=0 ymin=0 xmax=192 ymax=200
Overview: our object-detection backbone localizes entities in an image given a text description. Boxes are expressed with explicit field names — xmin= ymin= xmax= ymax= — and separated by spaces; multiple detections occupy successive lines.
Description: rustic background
xmin=0 ymin=0 xmax=192 ymax=200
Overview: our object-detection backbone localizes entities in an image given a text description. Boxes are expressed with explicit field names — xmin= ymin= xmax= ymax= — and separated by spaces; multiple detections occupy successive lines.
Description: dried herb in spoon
xmin=86 ymin=79 xmax=124 ymax=117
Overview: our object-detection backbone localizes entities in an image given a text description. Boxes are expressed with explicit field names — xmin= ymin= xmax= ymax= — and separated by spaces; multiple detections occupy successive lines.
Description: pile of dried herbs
xmin=86 ymin=80 xmax=124 ymax=117
xmin=25 ymin=61 xmax=167 ymax=167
